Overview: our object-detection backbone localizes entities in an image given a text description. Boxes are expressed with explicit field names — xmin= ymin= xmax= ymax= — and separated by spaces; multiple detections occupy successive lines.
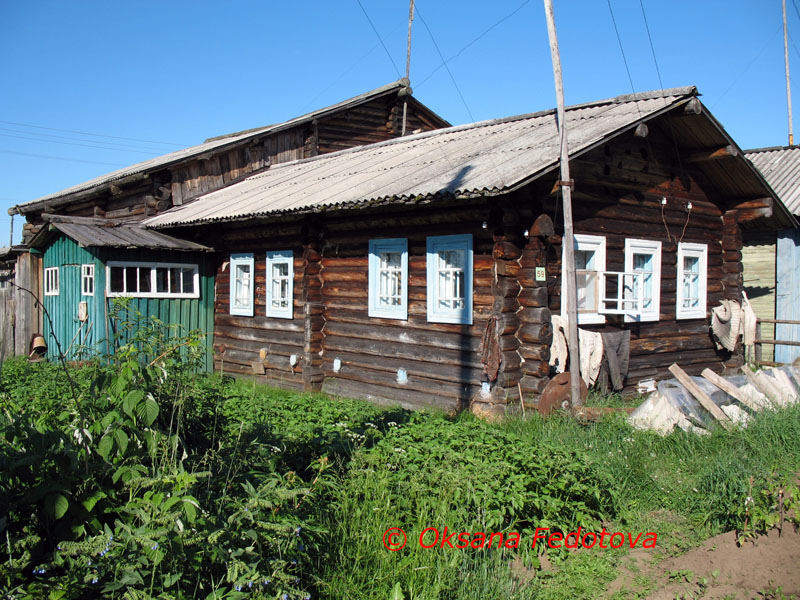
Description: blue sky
xmin=0 ymin=1 xmax=796 ymax=244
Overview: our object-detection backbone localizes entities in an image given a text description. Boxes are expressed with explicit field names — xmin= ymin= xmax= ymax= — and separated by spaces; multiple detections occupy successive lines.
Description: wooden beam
xmin=634 ymin=123 xmax=649 ymax=138
xmin=668 ymin=363 xmax=733 ymax=429
xmin=684 ymin=97 xmax=703 ymax=115
xmin=701 ymin=368 xmax=762 ymax=412
xmin=685 ymin=145 xmax=739 ymax=163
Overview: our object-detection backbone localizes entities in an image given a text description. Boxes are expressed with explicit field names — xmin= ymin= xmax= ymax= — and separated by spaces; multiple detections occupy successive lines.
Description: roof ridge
xmin=745 ymin=145 xmax=800 ymax=154
xmin=235 ymin=86 xmax=698 ymax=180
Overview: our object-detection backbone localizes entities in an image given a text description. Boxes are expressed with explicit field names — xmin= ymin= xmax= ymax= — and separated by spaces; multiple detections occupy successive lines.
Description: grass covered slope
xmin=2 ymin=346 xmax=800 ymax=599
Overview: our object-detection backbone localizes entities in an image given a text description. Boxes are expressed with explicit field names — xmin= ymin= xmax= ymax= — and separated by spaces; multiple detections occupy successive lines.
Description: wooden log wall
xmin=317 ymin=203 xmax=494 ymax=414
xmin=213 ymin=238 xmax=306 ymax=390
xmin=516 ymin=133 xmax=736 ymax=395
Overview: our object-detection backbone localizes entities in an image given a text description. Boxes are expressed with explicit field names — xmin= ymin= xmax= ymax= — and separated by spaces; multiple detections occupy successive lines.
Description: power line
xmin=0 ymin=127 xmax=178 ymax=154
xmin=415 ymin=5 xmax=475 ymax=123
xmin=606 ymin=0 xmax=636 ymax=94
xmin=416 ymin=0 xmax=530 ymax=88
xmin=639 ymin=0 xmax=665 ymax=90
xmin=0 ymin=150 xmax=127 ymax=167
xmin=712 ymin=26 xmax=782 ymax=109
xmin=0 ymin=120 xmax=186 ymax=147
xmin=355 ymin=0 xmax=402 ymax=79
xmin=0 ymin=132 xmax=162 ymax=155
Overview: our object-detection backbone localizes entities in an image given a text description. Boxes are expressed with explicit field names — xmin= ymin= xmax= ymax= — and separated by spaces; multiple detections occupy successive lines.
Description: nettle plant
xmin=1 ymin=300 xmax=320 ymax=599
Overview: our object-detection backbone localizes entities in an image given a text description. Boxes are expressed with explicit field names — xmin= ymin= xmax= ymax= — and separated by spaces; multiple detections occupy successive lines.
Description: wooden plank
xmin=668 ymin=363 xmax=733 ymax=429
xmin=700 ymin=368 xmax=762 ymax=412
xmin=741 ymin=365 xmax=782 ymax=402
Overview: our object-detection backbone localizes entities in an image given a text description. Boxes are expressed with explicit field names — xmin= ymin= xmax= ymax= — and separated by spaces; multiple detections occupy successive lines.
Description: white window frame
xmin=106 ymin=262 xmax=200 ymax=299
xmin=563 ymin=234 xmax=606 ymax=325
xmin=368 ymin=238 xmax=408 ymax=320
xmin=81 ymin=264 xmax=95 ymax=297
xmin=624 ymin=238 xmax=662 ymax=322
xmin=426 ymin=234 xmax=473 ymax=325
xmin=676 ymin=242 xmax=708 ymax=320
xmin=229 ymin=253 xmax=255 ymax=317
xmin=265 ymin=251 xmax=294 ymax=319
xmin=44 ymin=267 xmax=59 ymax=296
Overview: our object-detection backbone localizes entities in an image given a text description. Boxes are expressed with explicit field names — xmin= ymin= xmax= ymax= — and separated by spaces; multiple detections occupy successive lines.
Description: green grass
xmin=4 ymin=356 xmax=800 ymax=599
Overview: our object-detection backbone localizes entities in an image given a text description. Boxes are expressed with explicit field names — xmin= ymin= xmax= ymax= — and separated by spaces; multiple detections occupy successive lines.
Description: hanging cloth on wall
xmin=741 ymin=291 xmax=757 ymax=348
xmin=711 ymin=299 xmax=743 ymax=351
xmin=578 ymin=329 xmax=604 ymax=387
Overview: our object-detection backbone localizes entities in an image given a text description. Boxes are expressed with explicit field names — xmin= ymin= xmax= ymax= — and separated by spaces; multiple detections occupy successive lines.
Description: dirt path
xmin=607 ymin=526 xmax=800 ymax=599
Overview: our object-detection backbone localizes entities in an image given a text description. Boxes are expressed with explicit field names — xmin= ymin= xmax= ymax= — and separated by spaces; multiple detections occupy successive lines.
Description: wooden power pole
xmin=543 ymin=0 xmax=583 ymax=407
xmin=402 ymin=0 xmax=415 ymax=136
xmin=785 ymin=0 xmax=794 ymax=145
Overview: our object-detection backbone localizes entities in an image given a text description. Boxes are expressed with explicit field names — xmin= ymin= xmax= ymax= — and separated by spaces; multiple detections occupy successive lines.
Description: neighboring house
xmin=0 ymin=246 xmax=25 ymax=361
xmin=7 ymin=80 xmax=449 ymax=358
xmin=743 ymin=146 xmax=800 ymax=363
xmin=27 ymin=215 xmax=214 ymax=367
xmin=144 ymin=86 xmax=795 ymax=414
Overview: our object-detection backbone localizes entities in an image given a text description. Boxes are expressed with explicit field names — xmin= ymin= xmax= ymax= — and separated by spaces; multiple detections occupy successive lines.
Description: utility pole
xmin=402 ymin=0 xmax=415 ymax=136
xmin=785 ymin=0 xmax=794 ymax=145
xmin=543 ymin=0 xmax=583 ymax=407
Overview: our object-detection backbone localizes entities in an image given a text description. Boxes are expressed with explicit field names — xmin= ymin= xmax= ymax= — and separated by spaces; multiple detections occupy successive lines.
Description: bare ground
xmin=607 ymin=526 xmax=800 ymax=599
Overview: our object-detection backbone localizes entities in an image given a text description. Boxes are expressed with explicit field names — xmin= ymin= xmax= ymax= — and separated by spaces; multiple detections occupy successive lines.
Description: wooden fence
xmin=752 ymin=318 xmax=800 ymax=367
xmin=0 ymin=286 xmax=14 ymax=362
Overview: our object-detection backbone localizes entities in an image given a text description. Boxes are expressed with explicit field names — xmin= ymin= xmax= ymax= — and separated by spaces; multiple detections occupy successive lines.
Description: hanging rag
xmin=578 ymin=329 xmax=604 ymax=387
xmin=598 ymin=330 xmax=631 ymax=391
xmin=479 ymin=314 xmax=502 ymax=382
xmin=710 ymin=299 xmax=742 ymax=351
xmin=741 ymin=291 xmax=757 ymax=348
xmin=549 ymin=314 xmax=569 ymax=373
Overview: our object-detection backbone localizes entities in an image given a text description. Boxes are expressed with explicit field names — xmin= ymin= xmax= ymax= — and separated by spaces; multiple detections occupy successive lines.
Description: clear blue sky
xmin=0 ymin=0 xmax=796 ymax=244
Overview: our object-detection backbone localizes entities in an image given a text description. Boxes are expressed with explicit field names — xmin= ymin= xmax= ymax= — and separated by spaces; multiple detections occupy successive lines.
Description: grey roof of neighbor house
xmin=145 ymin=86 xmax=795 ymax=230
xmin=746 ymin=146 xmax=800 ymax=215
xmin=31 ymin=215 xmax=211 ymax=251
xmin=10 ymin=79 xmax=433 ymax=215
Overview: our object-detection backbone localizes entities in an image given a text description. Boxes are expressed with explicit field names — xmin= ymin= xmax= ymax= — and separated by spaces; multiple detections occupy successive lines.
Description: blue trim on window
xmin=229 ymin=253 xmax=254 ymax=317
xmin=266 ymin=250 xmax=294 ymax=319
xmin=426 ymin=234 xmax=473 ymax=325
xmin=368 ymin=238 xmax=408 ymax=320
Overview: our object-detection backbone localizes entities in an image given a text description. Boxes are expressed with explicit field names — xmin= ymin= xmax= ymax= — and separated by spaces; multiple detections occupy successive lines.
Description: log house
xmin=145 ymin=87 xmax=796 ymax=413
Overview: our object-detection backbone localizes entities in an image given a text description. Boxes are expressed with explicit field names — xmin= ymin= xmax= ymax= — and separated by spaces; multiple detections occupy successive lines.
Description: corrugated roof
xmin=144 ymin=87 xmax=699 ymax=229
xmin=745 ymin=146 xmax=800 ymax=215
xmin=32 ymin=216 xmax=212 ymax=251
xmin=11 ymin=79 xmax=426 ymax=215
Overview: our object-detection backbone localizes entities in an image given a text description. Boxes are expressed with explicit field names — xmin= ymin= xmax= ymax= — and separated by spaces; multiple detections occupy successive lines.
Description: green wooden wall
xmin=42 ymin=235 xmax=215 ymax=370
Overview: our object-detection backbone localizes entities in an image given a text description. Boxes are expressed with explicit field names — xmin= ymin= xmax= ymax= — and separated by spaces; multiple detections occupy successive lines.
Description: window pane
xmin=180 ymin=268 xmax=194 ymax=294
xmin=126 ymin=268 xmax=137 ymax=293
xmin=437 ymin=248 xmax=466 ymax=310
xmin=139 ymin=267 xmax=151 ymax=293
xmin=156 ymin=268 xmax=169 ymax=293
xmin=575 ymin=249 xmax=594 ymax=270
xmin=576 ymin=271 xmax=597 ymax=312
xmin=110 ymin=266 xmax=124 ymax=293
xmin=632 ymin=252 xmax=654 ymax=309
xmin=378 ymin=251 xmax=402 ymax=307
xmin=234 ymin=263 xmax=251 ymax=308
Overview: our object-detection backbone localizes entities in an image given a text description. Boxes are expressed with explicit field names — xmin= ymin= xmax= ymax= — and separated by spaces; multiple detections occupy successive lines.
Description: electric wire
xmin=415 ymin=0 xmax=531 ymax=88
xmin=638 ymin=0 xmax=664 ymax=90
xmin=0 ymin=150 xmax=126 ymax=168
xmin=0 ymin=128 xmax=176 ymax=154
xmin=354 ymin=0 xmax=402 ymax=79
xmin=0 ymin=132 xmax=163 ymax=155
xmin=712 ymin=26 xmax=781 ymax=109
xmin=606 ymin=0 xmax=636 ymax=94
xmin=0 ymin=119 xmax=186 ymax=147
xmin=415 ymin=5 xmax=475 ymax=123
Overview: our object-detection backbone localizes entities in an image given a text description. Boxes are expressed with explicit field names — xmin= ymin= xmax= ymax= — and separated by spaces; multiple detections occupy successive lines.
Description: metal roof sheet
xmin=745 ymin=146 xmax=800 ymax=215
xmin=145 ymin=87 xmax=698 ymax=229
xmin=34 ymin=216 xmax=212 ymax=251
xmin=11 ymin=79 xmax=424 ymax=214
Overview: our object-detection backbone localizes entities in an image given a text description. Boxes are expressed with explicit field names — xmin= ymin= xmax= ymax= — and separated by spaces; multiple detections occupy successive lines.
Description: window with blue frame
xmin=230 ymin=254 xmax=255 ymax=316
xmin=426 ymin=234 xmax=473 ymax=325
xmin=368 ymin=238 xmax=408 ymax=319
xmin=266 ymin=251 xmax=294 ymax=319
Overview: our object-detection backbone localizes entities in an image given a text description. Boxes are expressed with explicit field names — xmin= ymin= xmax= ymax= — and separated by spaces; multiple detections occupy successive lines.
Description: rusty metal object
xmin=538 ymin=372 xmax=587 ymax=415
